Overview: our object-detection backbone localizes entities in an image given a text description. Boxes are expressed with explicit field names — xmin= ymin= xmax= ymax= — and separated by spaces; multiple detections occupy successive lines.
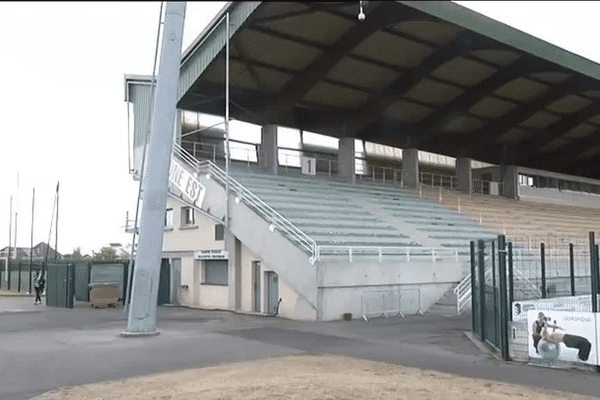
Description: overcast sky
xmin=1 ymin=1 xmax=599 ymax=256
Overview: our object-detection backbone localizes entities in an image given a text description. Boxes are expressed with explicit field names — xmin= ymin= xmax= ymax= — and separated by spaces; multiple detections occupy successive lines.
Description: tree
xmin=93 ymin=246 xmax=117 ymax=261
xmin=63 ymin=247 xmax=88 ymax=260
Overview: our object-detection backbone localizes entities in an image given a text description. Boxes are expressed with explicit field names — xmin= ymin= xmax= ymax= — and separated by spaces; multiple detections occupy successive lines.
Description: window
xmin=215 ymin=224 xmax=224 ymax=241
xmin=165 ymin=208 xmax=173 ymax=228
xmin=181 ymin=207 xmax=195 ymax=226
xmin=204 ymin=260 xmax=228 ymax=285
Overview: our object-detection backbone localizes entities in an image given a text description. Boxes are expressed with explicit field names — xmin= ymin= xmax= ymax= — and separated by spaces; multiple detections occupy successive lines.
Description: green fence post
xmin=540 ymin=243 xmax=546 ymax=299
xmin=470 ymin=241 xmax=476 ymax=332
xmin=477 ymin=240 xmax=485 ymax=340
xmin=18 ymin=261 xmax=22 ymax=293
xmin=590 ymin=232 xmax=598 ymax=313
xmin=498 ymin=235 xmax=509 ymax=361
xmin=508 ymin=242 xmax=514 ymax=321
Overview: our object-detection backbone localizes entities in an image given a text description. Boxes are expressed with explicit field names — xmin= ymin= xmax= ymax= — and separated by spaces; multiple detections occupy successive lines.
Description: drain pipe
xmin=269 ymin=298 xmax=282 ymax=317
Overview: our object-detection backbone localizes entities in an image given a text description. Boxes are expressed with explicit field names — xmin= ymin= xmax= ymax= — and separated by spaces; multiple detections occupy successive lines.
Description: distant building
xmin=0 ymin=242 xmax=62 ymax=260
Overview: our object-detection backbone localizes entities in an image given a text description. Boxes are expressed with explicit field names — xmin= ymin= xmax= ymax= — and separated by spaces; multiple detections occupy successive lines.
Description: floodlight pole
xmin=225 ymin=11 xmax=230 ymax=228
xmin=123 ymin=2 xmax=186 ymax=336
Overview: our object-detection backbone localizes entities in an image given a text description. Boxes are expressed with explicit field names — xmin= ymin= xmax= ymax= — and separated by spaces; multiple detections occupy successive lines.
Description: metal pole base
xmin=120 ymin=330 xmax=160 ymax=338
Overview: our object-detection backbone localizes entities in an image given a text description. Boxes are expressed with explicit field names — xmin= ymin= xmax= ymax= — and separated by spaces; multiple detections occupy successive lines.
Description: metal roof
xmin=176 ymin=1 xmax=600 ymax=179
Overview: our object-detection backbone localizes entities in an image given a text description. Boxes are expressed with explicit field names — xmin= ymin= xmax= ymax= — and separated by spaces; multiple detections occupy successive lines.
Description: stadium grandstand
xmin=124 ymin=2 xmax=600 ymax=321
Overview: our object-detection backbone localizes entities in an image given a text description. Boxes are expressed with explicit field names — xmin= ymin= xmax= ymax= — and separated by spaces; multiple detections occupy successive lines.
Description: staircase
xmin=168 ymin=143 xmax=507 ymax=319
xmin=425 ymin=286 xmax=461 ymax=316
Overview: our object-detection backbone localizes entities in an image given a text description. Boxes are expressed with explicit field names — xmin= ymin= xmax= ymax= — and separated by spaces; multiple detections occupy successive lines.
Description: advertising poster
xmin=527 ymin=310 xmax=597 ymax=365
xmin=512 ymin=295 xmax=592 ymax=322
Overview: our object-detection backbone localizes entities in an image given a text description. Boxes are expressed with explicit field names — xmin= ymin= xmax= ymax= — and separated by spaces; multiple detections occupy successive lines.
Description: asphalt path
xmin=0 ymin=297 xmax=599 ymax=400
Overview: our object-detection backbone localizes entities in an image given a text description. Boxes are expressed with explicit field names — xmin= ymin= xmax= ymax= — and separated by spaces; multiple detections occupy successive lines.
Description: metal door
xmin=253 ymin=261 xmax=261 ymax=312
xmin=266 ymin=271 xmax=278 ymax=315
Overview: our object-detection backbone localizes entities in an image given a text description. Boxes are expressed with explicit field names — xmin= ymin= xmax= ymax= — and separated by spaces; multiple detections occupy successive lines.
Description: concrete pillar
xmin=338 ymin=137 xmax=355 ymax=183
xmin=502 ymin=165 xmax=519 ymax=199
xmin=456 ymin=157 xmax=472 ymax=195
xmin=402 ymin=148 xmax=419 ymax=188
xmin=261 ymin=125 xmax=278 ymax=174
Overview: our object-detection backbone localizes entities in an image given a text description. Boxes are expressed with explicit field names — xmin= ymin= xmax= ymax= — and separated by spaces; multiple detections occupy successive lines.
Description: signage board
xmin=301 ymin=157 xmax=316 ymax=175
xmin=169 ymin=158 xmax=206 ymax=206
xmin=195 ymin=250 xmax=229 ymax=260
xmin=527 ymin=310 xmax=597 ymax=365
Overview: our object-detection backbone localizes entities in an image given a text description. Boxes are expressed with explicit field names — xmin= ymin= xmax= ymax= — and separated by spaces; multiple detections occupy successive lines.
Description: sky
xmin=1 ymin=1 xmax=600 ymax=256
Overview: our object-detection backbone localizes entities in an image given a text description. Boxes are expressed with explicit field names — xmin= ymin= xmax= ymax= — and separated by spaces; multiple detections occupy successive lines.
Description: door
xmin=266 ymin=271 xmax=279 ymax=315
xmin=157 ymin=258 xmax=171 ymax=306
xmin=171 ymin=258 xmax=181 ymax=305
xmin=253 ymin=261 xmax=261 ymax=312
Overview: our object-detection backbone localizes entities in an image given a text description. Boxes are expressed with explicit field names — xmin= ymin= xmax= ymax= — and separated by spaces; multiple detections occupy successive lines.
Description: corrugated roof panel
xmin=258 ymin=11 xmax=354 ymax=46
xmin=431 ymin=57 xmax=497 ymax=87
xmin=326 ymin=57 xmax=401 ymax=90
xmin=546 ymin=94 xmax=592 ymax=115
xmin=469 ymin=49 xmax=520 ymax=66
xmin=236 ymin=29 xmax=323 ymax=71
xmin=519 ymin=110 xmax=561 ymax=129
xmin=303 ymin=81 xmax=370 ymax=108
xmin=442 ymin=116 xmax=487 ymax=133
xmin=563 ymin=123 xmax=597 ymax=139
xmin=391 ymin=21 xmax=461 ymax=45
xmin=497 ymin=128 xmax=533 ymax=144
xmin=352 ymin=31 xmax=435 ymax=68
xmin=128 ymin=82 xmax=154 ymax=174
xmin=494 ymin=78 xmax=549 ymax=102
xmin=383 ymin=100 xmax=434 ymax=122
xmin=405 ymin=79 xmax=464 ymax=105
xmin=469 ymin=97 xmax=517 ymax=119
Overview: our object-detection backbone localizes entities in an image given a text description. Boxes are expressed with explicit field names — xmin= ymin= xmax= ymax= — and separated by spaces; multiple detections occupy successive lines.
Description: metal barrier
xmin=361 ymin=288 xmax=422 ymax=320
xmin=420 ymin=171 xmax=456 ymax=188
xmin=317 ymin=246 xmax=460 ymax=263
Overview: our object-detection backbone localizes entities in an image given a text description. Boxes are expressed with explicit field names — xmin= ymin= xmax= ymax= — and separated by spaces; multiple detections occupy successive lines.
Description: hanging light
xmin=358 ymin=1 xmax=366 ymax=21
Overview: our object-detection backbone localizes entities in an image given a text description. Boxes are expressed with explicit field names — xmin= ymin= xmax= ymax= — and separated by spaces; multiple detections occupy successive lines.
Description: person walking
xmin=33 ymin=271 xmax=45 ymax=305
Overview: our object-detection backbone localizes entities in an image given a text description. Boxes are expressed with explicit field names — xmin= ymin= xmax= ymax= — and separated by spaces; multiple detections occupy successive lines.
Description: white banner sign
xmin=527 ymin=310 xmax=597 ymax=365
xmin=169 ymin=158 xmax=205 ymax=206
xmin=195 ymin=250 xmax=229 ymax=260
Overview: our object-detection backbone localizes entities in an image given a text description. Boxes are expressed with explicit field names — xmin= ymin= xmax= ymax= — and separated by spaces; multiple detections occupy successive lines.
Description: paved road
xmin=0 ymin=297 xmax=599 ymax=400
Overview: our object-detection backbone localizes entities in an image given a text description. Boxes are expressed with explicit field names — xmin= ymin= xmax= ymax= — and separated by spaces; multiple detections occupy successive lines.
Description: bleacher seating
xmin=417 ymin=187 xmax=597 ymax=246
xmin=230 ymin=168 xmax=495 ymax=263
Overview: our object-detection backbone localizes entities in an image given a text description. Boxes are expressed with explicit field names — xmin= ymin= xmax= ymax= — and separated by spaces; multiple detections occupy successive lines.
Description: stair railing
xmin=173 ymin=142 xmax=318 ymax=262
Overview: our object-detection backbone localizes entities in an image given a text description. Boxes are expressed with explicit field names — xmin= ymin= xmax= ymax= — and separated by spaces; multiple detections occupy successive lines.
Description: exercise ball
xmin=538 ymin=340 xmax=560 ymax=360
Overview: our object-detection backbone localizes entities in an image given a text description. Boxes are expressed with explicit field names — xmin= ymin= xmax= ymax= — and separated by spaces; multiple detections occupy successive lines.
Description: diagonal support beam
xmin=351 ymin=32 xmax=505 ymax=140
xmin=264 ymin=2 xmax=402 ymax=124
xmin=507 ymin=99 xmax=600 ymax=160
xmin=416 ymin=56 xmax=554 ymax=148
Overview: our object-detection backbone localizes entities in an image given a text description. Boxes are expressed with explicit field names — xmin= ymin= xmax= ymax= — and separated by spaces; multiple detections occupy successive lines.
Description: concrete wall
xmin=317 ymin=258 xmax=461 ymax=321
xmin=519 ymin=186 xmax=600 ymax=209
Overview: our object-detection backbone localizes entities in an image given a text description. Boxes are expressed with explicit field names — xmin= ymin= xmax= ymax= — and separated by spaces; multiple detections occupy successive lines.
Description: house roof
xmin=176 ymin=1 xmax=600 ymax=179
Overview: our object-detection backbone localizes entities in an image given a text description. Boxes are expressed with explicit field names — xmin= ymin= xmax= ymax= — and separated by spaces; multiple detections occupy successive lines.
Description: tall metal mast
xmin=123 ymin=2 xmax=186 ymax=336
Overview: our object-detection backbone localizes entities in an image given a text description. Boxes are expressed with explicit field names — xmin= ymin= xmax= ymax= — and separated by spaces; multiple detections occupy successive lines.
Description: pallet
xmin=90 ymin=302 xmax=117 ymax=309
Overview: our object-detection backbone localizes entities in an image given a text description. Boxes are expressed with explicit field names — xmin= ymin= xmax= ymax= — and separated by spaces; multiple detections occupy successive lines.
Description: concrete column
xmin=502 ymin=165 xmax=519 ymax=199
xmin=261 ymin=125 xmax=278 ymax=174
xmin=456 ymin=157 xmax=472 ymax=195
xmin=402 ymin=148 xmax=419 ymax=188
xmin=338 ymin=137 xmax=356 ymax=183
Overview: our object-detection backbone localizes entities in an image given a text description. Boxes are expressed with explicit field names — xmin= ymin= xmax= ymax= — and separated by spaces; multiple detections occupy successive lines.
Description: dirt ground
xmin=40 ymin=354 xmax=599 ymax=400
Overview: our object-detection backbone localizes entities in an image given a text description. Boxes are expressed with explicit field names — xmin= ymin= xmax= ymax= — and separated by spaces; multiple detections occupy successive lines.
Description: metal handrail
xmin=454 ymin=256 xmax=543 ymax=315
xmin=173 ymin=142 xmax=318 ymax=258
xmin=317 ymin=246 xmax=460 ymax=262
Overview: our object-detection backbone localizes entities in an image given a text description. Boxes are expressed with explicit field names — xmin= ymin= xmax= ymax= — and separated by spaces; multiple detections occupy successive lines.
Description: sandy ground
xmin=39 ymin=354 xmax=599 ymax=400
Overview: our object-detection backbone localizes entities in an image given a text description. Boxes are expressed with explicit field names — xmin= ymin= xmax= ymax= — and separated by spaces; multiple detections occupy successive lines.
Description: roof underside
xmin=177 ymin=1 xmax=600 ymax=179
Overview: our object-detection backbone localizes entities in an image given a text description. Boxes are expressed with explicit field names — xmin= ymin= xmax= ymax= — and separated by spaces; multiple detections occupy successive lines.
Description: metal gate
xmin=46 ymin=263 xmax=75 ymax=308
xmin=471 ymin=236 xmax=510 ymax=360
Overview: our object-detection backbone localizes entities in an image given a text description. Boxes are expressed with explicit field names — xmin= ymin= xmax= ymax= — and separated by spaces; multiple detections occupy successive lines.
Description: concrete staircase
xmin=425 ymin=286 xmax=463 ymax=316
